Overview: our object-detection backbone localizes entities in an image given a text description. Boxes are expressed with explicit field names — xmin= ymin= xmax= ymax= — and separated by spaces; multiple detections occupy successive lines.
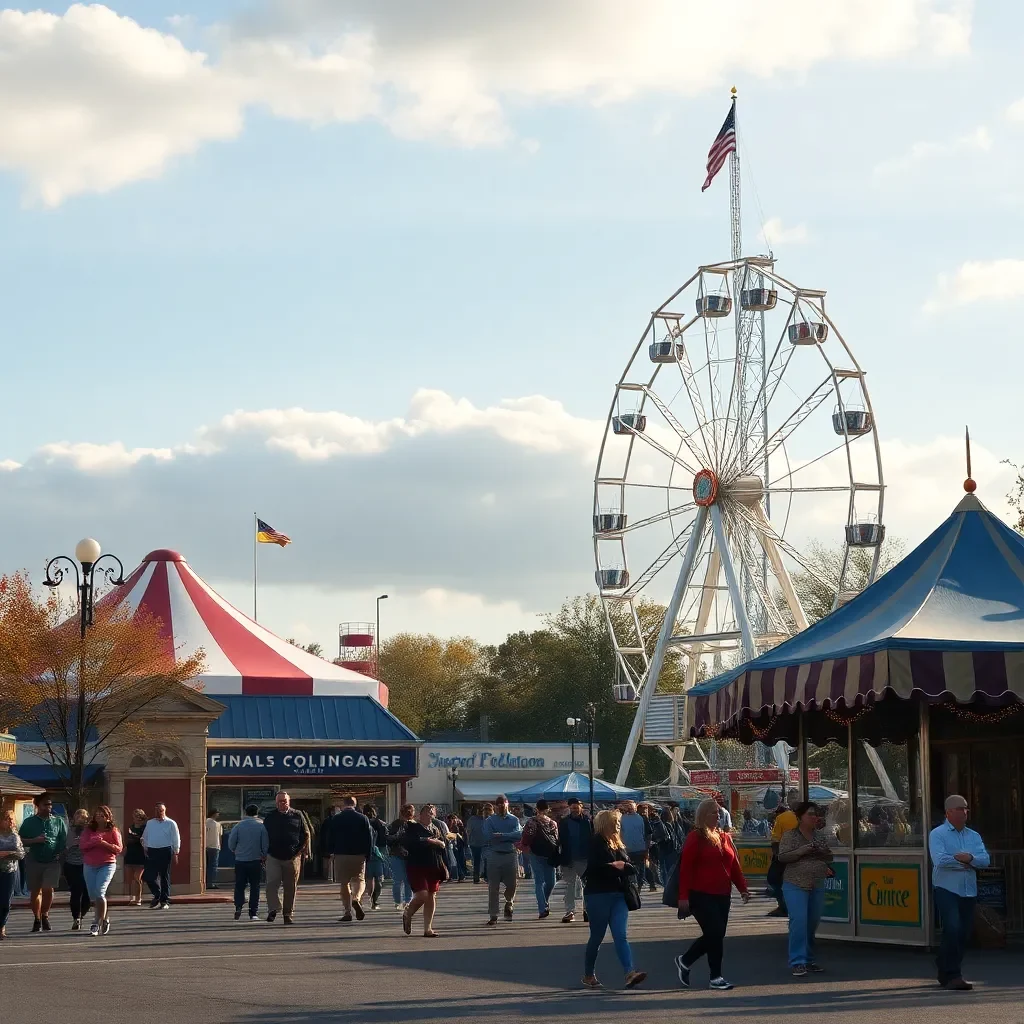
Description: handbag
xmin=623 ymin=874 xmax=642 ymax=912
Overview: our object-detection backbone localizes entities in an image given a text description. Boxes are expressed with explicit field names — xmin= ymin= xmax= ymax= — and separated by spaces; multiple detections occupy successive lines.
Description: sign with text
xmin=736 ymin=844 xmax=772 ymax=877
xmin=0 ymin=733 xmax=16 ymax=766
xmin=857 ymin=862 xmax=921 ymax=928
xmin=207 ymin=747 xmax=417 ymax=778
xmin=689 ymin=768 xmax=822 ymax=786
xmin=822 ymin=857 xmax=850 ymax=922
xmin=976 ymin=867 xmax=1006 ymax=911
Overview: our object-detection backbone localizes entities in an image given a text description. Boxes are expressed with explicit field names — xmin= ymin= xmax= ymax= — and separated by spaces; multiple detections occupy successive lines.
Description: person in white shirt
xmin=205 ymin=810 xmax=221 ymax=890
xmin=141 ymin=803 xmax=181 ymax=909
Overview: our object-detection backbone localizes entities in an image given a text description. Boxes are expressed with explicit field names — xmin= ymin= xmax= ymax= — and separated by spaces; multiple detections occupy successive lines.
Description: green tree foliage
xmin=1005 ymin=460 xmax=1024 ymax=534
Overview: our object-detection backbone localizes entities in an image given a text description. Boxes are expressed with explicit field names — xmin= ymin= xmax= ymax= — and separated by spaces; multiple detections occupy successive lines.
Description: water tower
xmin=338 ymin=622 xmax=376 ymax=676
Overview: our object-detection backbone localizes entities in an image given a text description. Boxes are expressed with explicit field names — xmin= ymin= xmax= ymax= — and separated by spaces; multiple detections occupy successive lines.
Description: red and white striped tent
xmin=104 ymin=549 xmax=387 ymax=705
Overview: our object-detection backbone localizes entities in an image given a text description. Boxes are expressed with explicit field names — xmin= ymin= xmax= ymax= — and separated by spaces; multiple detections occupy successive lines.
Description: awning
xmin=688 ymin=494 xmax=1024 ymax=742
xmin=9 ymin=765 xmax=104 ymax=788
xmin=507 ymin=771 xmax=643 ymax=803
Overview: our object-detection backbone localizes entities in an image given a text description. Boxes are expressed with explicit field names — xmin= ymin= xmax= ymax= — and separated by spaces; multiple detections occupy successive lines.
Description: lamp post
xmin=582 ymin=703 xmax=597 ymax=818
xmin=375 ymin=593 xmax=388 ymax=675
xmin=42 ymin=538 xmax=125 ymax=802
xmin=447 ymin=766 xmax=460 ymax=816
xmin=566 ymin=717 xmax=581 ymax=771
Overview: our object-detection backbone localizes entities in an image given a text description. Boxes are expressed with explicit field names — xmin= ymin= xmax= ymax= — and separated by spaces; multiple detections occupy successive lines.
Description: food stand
xmin=687 ymin=489 xmax=1024 ymax=945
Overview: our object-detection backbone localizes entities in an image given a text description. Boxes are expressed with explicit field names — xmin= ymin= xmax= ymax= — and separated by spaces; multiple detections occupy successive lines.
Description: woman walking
xmin=778 ymin=801 xmax=833 ymax=977
xmin=581 ymin=809 xmax=646 ymax=990
xmin=123 ymin=809 xmax=147 ymax=905
xmin=387 ymin=803 xmax=415 ymax=909
xmin=521 ymin=800 xmax=559 ymax=918
xmin=63 ymin=809 xmax=92 ymax=930
xmin=675 ymin=797 xmax=750 ymax=991
xmin=0 ymin=809 xmax=25 ymax=940
xmin=400 ymin=804 xmax=448 ymax=937
xmin=79 ymin=806 xmax=123 ymax=936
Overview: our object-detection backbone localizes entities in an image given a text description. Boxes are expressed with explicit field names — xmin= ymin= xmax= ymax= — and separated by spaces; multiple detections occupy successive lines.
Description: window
xmin=854 ymin=736 xmax=923 ymax=848
xmin=207 ymin=787 xmax=242 ymax=823
xmin=806 ymin=740 xmax=850 ymax=849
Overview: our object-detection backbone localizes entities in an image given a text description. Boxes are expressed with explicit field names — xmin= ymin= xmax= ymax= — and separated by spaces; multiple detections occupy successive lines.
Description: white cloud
xmin=1007 ymin=97 xmax=1024 ymax=122
xmin=922 ymin=258 xmax=1024 ymax=313
xmin=873 ymin=124 xmax=991 ymax=178
xmin=0 ymin=1 xmax=974 ymax=204
xmin=35 ymin=441 xmax=175 ymax=473
xmin=760 ymin=216 xmax=809 ymax=247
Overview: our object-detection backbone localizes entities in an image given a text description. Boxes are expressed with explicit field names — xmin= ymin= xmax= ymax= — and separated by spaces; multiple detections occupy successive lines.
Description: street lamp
xmin=375 ymin=594 xmax=388 ymax=675
xmin=566 ymin=717 xmax=581 ymax=771
xmin=42 ymin=538 xmax=126 ymax=800
xmin=582 ymin=703 xmax=597 ymax=818
xmin=446 ymin=766 xmax=460 ymax=815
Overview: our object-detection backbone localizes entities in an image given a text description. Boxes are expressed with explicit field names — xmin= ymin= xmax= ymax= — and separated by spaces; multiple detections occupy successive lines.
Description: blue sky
xmin=0 ymin=1 xmax=1020 ymax=648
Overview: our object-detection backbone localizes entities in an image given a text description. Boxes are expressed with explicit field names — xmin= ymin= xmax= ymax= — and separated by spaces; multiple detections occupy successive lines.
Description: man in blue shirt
xmin=482 ymin=795 xmax=522 ymax=925
xmin=928 ymin=794 xmax=990 ymax=991
xmin=228 ymin=804 xmax=269 ymax=921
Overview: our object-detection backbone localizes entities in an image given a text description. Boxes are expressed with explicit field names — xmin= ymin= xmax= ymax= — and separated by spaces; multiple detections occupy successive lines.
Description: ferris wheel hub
xmin=726 ymin=473 xmax=765 ymax=507
xmin=692 ymin=469 xmax=720 ymax=506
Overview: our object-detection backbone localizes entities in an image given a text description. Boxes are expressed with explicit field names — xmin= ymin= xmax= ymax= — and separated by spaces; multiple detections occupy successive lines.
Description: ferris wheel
xmin=594 ymin=256 xmax=885 ymax=784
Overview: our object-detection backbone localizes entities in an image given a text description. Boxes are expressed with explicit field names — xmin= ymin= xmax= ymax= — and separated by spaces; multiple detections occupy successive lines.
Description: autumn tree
xmin=287 ymin=639 xmax=324 ymax=658
xmin=0 ymin=572 xmax=205 ymax=809
xmin=378 ymin=634 xmax=488 ymax=737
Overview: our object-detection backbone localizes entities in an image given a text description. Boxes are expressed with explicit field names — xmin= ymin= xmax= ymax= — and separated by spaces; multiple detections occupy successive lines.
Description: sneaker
xmin=249 ymin=915 xmax=260 ymax=922
xmin=89 ymin=923 xmax=99 ymax=936
xmin=806 ymin=962 xmax=825 ymax=973
xmin=539 ymin=909 xmax=550 ymax=919
xmin=31 ymin=919 xmax=41 ymax=933
xmin=562 ymin=912 xmax=575 ymax=923
xmin=149 ymin=898 xmax=161 ymax=909
xmin=266 ymin=910 xmax=278 ymax=923
xmin=101 ymin=919 xmax=110 ymax=936
xmin=791 ymin=965 xmax=808 ymax=978
xmin=503 ymin=903 xmax=514 ymax=920
xmin=234 ymin=909 xmax=242 ymax=921
xmin=353 ymin=902 xmax=365 ymax=921
xmin=40 ymin=917 xmax=51 ymax=932
xmin=71 ymin=919 xmax=81 ymax=931
xmin=674 ymin=955 xmax=691 ymax=988
xmin=160 ymin=903 xmax=170 ymax=910
xmin=371 ymin=902 xmax=379 ymax=911
xmin=339 ymin=913 xmax=353 ymax=922
xmin=485 ymin=917 xmax=497 ymax=926
xmin=395 ymin=902 xmax=403 ymax=910
xmin=709 ymin=977 xmax=734 ymax=990
xmin=625 ymin=970 xmax=647 ymax=989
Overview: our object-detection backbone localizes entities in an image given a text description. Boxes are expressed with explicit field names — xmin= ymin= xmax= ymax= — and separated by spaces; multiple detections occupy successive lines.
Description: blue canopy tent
xmin=507 ymin=771 xmax=643 ymax=803
xmin=687 ymin=493 xmax=1024 ymax=745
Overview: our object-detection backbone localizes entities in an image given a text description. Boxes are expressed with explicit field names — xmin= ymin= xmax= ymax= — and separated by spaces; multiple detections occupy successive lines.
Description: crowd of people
xmin=0 ymin=787 xmax=992 ymax=995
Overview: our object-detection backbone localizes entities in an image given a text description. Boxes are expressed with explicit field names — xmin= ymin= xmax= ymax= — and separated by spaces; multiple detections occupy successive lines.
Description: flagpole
xmin=728 ymin=86 xmax=740 ymax=263
xmin=253 ymin=512 xmax=258 ymax=623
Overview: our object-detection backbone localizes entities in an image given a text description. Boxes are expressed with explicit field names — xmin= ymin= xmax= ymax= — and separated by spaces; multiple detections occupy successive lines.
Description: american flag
xmin=702 ymin=100 xmax=737 ymax=192
xmin=256 ymin=517 xmax=291 ymax=547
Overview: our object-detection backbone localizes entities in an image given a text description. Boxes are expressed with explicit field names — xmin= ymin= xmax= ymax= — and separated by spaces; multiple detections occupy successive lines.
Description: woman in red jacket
xmin=675 ymin=797 xmax=749 ymax=991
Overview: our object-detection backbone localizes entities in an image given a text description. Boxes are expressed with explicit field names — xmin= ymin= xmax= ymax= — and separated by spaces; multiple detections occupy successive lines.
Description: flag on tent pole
xmin=701 ymin=99 xmax=737 ymax=192
xmin=256 ymin=518 xmax=291 ymax=547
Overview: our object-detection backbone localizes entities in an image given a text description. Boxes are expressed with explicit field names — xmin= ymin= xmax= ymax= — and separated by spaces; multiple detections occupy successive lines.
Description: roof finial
xmin=964 ymin=425 xmax=977 ymax=493
xmin=731 ymin=85 xmax=737 ymax=99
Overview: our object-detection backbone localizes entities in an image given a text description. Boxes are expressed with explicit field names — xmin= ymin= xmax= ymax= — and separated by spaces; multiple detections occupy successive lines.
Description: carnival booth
xmin=507 ymin=771 xmax=643 ymax=809
xmin=687 ymin=490 xmax=1024 ymax=945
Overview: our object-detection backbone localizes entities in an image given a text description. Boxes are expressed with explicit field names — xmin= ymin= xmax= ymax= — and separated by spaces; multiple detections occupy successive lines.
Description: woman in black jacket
xmin=581 ymin=809 xmax=647 ymax=990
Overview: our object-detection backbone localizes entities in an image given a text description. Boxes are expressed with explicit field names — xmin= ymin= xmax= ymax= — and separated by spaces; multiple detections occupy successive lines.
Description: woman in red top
xmin=675 ymin=798 xmax=749 ymax=991
xmin=79 ymin=806 xmax=123 ymax=937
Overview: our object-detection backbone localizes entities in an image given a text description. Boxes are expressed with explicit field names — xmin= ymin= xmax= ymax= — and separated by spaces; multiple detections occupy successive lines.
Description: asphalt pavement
xmin=0 ymin=881 xmax=1018 ymax=1024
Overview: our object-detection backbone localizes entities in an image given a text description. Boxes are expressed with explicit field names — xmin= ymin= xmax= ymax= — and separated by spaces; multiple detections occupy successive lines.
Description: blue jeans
xmin=390 ymin=856 xmax=412 ymax=905
xmin=584 ymin=891 xmax=634 ymax=977
xmin=234 ymin=860 xmax=262 ymax=916
xmin=933 ymin=887 xmax=976 ymax=984
xmin=471 ymin=845 xmax=484 ymax=882
xmin=84 ymin=862 xmax=117 ymax=901
xmin=530 ymin=854 xmax=555 ymax=911
xmin=783 ymin=882 xmax=825 ymax=967
xmin=0 ymin=870 xmax=15 ymax=930
xmin=206 ymin=848 xmax=220 ymax=888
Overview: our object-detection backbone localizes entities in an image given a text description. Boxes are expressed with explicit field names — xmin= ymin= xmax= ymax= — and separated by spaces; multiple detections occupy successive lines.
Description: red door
xmin=123 ymin=778 xmax=192 ymax=885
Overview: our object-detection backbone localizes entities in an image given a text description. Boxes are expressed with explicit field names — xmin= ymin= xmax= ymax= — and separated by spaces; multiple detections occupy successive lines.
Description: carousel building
xmin=687 ymin=487 xmax=1024 ymax=944
xmin=11 ymin=548 xmax=420 ymax=894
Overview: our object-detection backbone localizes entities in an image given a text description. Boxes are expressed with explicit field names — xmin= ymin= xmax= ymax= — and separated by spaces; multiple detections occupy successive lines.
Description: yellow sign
xmin=0 ymin=734 xmax=15 ymax=765
xmin=737 ymin=844 xmax=772 ymax=877
xmin=858 ymin=863 xmax=921 ymax=927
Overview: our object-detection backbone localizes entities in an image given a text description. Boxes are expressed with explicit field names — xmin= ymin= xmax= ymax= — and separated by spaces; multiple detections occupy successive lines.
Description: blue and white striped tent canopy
xmin=507 ymin=771 xmax=643 ymax=803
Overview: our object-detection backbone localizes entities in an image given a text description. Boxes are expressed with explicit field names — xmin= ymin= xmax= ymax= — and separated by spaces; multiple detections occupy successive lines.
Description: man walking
xmin=262 ymin=791 xmax=310 ymax=925
xmin=482 ymin=794 xmax=522 ymax=925
xmin=619 ymin=801 xmax=651 ymax=879
xmin=557 ymin=797 xmax=591 ymax=923
xmin=325 ymin=796 xmax=374 ymax=922
xmin=228 ymin=804 xmax=268 ymax=921
xmin=141 ymin=803 xmax=180 ymax=909
xmin=205 ymin=808 xmax=221 ymax=890
xmin=928 ymin=794 xmax=990 ymax=991
xmin=18 ymin=793 xmax=67 ymax=932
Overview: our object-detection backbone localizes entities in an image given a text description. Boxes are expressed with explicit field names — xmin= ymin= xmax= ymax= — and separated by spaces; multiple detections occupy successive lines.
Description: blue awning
xmin=11 ymin=764 xmax=104 ymax=786
xmin=207 ymin=695 xmax=419 ymax=742
xmin=507 ymin=771 xmax=643 ymax=802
